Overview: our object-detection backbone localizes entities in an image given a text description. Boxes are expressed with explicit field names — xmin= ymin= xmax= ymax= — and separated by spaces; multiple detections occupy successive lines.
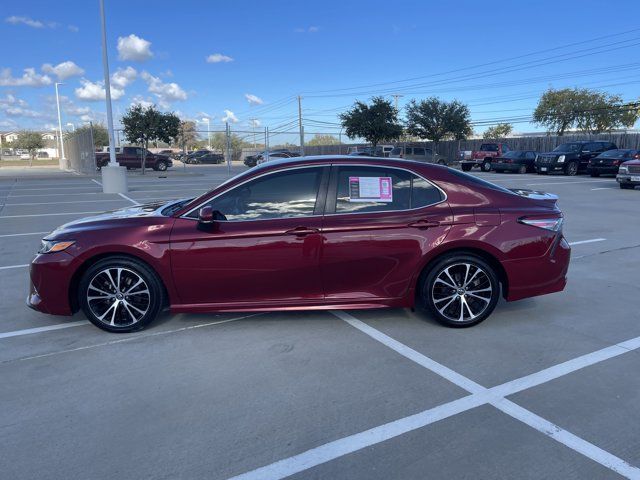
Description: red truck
xmin=461 ymin=143 xmax=511 ymax=172
xmin=96 ymin=147 xmax=173 ymax=171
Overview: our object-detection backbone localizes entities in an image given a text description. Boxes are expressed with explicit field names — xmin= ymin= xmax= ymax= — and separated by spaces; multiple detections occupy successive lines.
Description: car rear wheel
xmin=437 ymin=159 xmax=446 ymax=165
xmin=420 ymin=254 xmax=500 ymax=328
xmin=461 ymin=164 xmax=472 ymax=172
xmin=518 ymin=164 xmax=527 ymax=174
xmin=78 ymin=257 xmax=164 ymax=333
xmin=481 ymin=160 xmax=492 ymax=172
xmin=565 ymin=161 xmax=578 ymax=176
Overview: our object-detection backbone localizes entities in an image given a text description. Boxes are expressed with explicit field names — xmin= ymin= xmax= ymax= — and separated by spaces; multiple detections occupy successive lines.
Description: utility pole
xmin=391 ymin=94 xmax=403 ymax=112
xmin=98 ymin=0 xmax=127 ymax=193
xmin=250 ymin=118 xmax=257 ymax=149
xmin=298 ymin=95 xmax=305 ymax=156
xmin=265 ymin=126 xmax=269 ymax=163
xmin=54 ymin=82 xmax=66 ymax=168
xmin=225 ymin=122 xmax=232 ymax=174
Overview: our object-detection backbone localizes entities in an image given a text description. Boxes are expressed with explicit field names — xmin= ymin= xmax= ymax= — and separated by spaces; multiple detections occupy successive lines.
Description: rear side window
xmin=413 ymin=147 xmax=426 ymax=156
xmin=333 ymin=166 xmax=442 ymax=214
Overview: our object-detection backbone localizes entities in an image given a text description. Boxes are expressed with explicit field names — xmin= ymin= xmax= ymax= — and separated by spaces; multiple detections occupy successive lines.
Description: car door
xmin=580 ymin=143 xmax=601 ymax=168
xmin=320 ymin=164 xmax=452 ymax=301
xmin=169 ymin=165 xmax=329 ymax=306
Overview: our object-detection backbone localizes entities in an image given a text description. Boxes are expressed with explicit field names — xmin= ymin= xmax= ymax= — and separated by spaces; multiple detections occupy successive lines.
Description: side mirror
xmin=198 ymin=206 xmax=214 ymax=224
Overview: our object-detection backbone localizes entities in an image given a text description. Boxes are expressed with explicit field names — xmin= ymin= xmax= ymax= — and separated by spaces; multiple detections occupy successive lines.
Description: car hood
xmin=622 ymin=159 xmax=640 ymax=166
xmin=45 ymin=199 xmax=189 ymax=239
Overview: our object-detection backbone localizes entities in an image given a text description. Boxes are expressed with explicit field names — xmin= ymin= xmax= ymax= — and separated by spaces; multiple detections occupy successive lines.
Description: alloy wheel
xmin=87 ymin=267 xmax=150 ymax=327
xmin=431 ymin=263 xmax=493 ymax=323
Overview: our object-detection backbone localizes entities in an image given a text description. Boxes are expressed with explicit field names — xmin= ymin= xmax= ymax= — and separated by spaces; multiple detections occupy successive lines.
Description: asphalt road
xmin=1 ymin=165 xmax=639 ymax=479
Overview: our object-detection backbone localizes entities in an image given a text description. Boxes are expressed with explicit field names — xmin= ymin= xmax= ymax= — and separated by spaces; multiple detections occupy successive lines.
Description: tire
xmin=437 ymin=159 xmax=446 ymax=165
xmin=461 ymin=163 xmax=472 ymax=172
xmin=155 ymin=161 xmax=168 ymax=171
xmin=590 ymin=171 xmax=600 ymax=177
xmin=481 ymin=160 xmax=492 ymax=172
xmin=78 ymin=256 xmax=164 ymax=333
xmin=565 ymin=161 xmax=578 ymax=176
xmin=518 ymin=164 xmax=527 ymax=174
xmin=419 ymin=253 xmax=500 ymax=328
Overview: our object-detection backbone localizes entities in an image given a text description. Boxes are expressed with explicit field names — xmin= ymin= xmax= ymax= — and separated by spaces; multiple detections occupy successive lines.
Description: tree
xmin=14 ymin=131 xmax=45 ymax=166
xmin=209 ymin=132 xmax=250 ymax=161
xmin=339 ymin=96 xmax=403 ymax=151
xmin=306 ymin=134 xmax=340 ymax=146
xmin=405 ymin=98 xmax=472 ymax=149
xmin=121 ymin=104 xmax=180 ymax=174
xmin=71 ymin=124 xmax=109 ymax=147
xmin=483 ymin=123 xmax=513 ymax=139
xmin=176 ymin=121 xmax=198 ymax=152
xmin=533 ymin=88 xmax=640 ymax=135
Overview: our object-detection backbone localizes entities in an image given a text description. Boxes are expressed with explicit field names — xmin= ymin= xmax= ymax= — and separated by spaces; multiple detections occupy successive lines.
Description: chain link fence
xmin=63 ymin=126 xmax=96 ymax=174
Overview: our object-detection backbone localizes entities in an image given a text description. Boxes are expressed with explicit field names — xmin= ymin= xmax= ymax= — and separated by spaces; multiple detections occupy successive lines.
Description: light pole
xmin=98 ymin=0 xmax=127 ymax=193
xmin=202 ymin=118 xmax=210 ymax=150
xmin=54 ymin=82 xmax=66 ymax=168
xmin=66 ymin=123 xmax=75 ymax=132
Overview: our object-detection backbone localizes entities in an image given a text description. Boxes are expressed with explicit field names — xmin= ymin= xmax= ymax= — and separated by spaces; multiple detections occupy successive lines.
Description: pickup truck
xmin=96 ymin=147 xmax=173 ymax=171
xmin=460 ymin=143 xmax=511 ymax=172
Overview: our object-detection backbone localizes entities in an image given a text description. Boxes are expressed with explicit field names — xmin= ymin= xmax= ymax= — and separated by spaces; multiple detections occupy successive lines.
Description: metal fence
xmin=63 ymin=126 xmax=96 ymax=174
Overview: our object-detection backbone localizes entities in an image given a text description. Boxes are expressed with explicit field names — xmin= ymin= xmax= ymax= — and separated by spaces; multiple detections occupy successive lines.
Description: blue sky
xmin=1 ymin=0 xmax=639 ymax=143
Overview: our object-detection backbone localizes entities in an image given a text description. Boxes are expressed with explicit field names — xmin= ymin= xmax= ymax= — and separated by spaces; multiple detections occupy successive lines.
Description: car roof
xmin=251 ymin=155 xmax=438 ymax=172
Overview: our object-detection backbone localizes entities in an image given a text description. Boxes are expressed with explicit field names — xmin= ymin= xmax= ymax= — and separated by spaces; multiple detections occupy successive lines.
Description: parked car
xmin=346 ymin=146 xmax=386 ymax=157
xmin=28 ymin=155 xmax=570 ymax=333
xmin=37 ymin=151 xmax=49 ymax=159
xmin=184 ymin=150 xmax=211 ymax=164
xmin=535 ymin=141 xmax=617 ymax=176
xmin=389 ymin=146 xmax=450 ymax=165
xmin=616 ymin=158 xmax=640 ymax=189
xmin=245 ymin=149 xmax=298 ymax=167
xmin=95 ymin=146 xmax=173 ymax=171
xmin=492 ymin=150 xmax=538 ymax=174
xmin=157 ymin=149 xmax=174 ymax=156
xmin=586 ymin=149 xmax=640 ymax=177
xmin=189 ymin=152 xmax=225 ymax=164
xmin=461 ymin=143 xmax=511 ymax=172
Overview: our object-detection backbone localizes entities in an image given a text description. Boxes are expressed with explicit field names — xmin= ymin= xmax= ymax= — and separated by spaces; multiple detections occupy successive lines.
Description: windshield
xmin=502 ymin=151 xmax=523 ymax=159
xmin=553 ymin=143 xmax=582 ymax=153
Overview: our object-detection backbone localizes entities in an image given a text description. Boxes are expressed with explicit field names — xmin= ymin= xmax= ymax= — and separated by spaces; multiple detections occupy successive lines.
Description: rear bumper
xmin=503 ymin=236 xmax=571 ymax=301
xmin=587 ymin=165 xmax=618 ymax=175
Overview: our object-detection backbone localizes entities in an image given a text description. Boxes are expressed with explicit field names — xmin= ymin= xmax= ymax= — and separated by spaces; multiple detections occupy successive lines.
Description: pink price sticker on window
xmin=348 ymin=176 xmax=393 ymax=202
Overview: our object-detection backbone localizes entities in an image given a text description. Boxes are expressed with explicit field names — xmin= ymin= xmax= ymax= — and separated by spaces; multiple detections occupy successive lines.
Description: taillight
xmin=518 ymin=217 xmax=563 ymax=232
xmin=613 ymin=160 xmax=620 ymax=165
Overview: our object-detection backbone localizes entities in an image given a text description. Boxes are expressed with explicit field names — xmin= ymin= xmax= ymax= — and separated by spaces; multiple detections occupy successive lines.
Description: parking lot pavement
xmin=2 ymin=166 xmax=640 ymax=479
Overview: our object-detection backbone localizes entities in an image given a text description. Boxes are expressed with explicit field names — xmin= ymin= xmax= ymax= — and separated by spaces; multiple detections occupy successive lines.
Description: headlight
xmin=557 ymin=155 xmax=565 ymax=163
xmin=619 ymin=165 xmax=628 ymax=174
xmin=38 ymin=240 xmax=75 ymax=254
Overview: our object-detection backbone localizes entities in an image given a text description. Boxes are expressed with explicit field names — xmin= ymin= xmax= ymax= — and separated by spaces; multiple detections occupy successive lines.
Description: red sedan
xmin=28 ymin=156 xmax=570 ymax=332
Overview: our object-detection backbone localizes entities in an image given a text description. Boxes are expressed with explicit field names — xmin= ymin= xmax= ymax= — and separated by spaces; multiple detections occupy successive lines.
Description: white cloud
xmin=111 ymin=66 xmax=137 ymax=89
xmin=117 ymin=34 xmax=153 ymax=62
xmin=4 ymin=106 xmax=48 ymax=118
xmin=140 ymin=71 xmax=187 ymax=108
xmin=249 ymin=119 xmax=261 ymax=128
xmin=0 ymin=94 xmax=27 ymax=108
xmin=206 ymin=53 xmax=233 ymax=63
xmin=68 ymin=25 xmax=79 ymax=32
xmin=294 ymin=26 xmax=319 ymax=33
xmin=5 ymin=15 xmax=44 ymax=28
xmin=221 ymin=109 xmax=238 ymax=123
xmin=197 ymin=111 xmax=213 ymax=120
xmin=244 ymin=93 xmax=263 ymax=105
xmin=131 ymin=95 xmax=155 ymax=109
xmin=75 ymin=79 xmax=124 ymax=101
xmin=0 ymin=68 xmax=52 ymax=87
xmin=42 ymin=61 xmax=84 ymax=80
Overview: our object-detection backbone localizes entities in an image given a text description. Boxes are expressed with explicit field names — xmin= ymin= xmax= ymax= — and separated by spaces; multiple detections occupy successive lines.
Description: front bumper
xmin=27 ymin=252 xmax=76 ymax=316
xmin=535 ymin=162 xmax=564 ymax=173
xmin=616 ymin=174 xmax=640 ymax=185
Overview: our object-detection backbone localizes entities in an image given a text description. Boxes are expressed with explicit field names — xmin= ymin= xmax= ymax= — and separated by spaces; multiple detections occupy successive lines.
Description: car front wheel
xmin=155 ymin=161 xmax=168 ymax=171
xmin=518 ymin=164 xmax=527 ymax=174
xmin=481 ymin=160 xmax=492 ymax=172
xmin=420 ymin=254 xmax=500 ymax=328
xmin=78 ymin=256 xmax=164 ymax=333
xmin=565 ymin=161 xmax=578 ymax=176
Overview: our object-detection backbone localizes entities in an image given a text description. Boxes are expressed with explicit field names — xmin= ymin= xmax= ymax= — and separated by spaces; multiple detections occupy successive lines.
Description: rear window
xmin=599 ymin=149 xmax=628 ymax=158
xmin=446 ymin=169 xmax=516 ymax=195
xmin=479 ymin=144 xmax=499 ymax=152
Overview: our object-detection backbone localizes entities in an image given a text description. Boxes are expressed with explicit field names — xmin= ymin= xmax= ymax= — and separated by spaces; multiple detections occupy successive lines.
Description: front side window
xmin=190 ymin=167 xmax=323 ymax=221
xmin=553 ymin=143 xmax=581 ymax=153
xmin=333 ymin=166 xmax=442 ymax=214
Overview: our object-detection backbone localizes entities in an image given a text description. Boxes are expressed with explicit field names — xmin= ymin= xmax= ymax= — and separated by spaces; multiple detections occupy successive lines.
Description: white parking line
xmin=526 ymin=180 xmax=610 ymax=186
xmin=0 ymin=264 xmax=29 ymax=270
xmin=91 ymin=178 xmax=102 ymax=186
xmin=0 ymin=321 xmax=90 ymax=339
xmin=2 ymin=199 xmax=128 ymax=206
xmin=230 ymin=311 xmax=640 ymax=480
xmin=569 ymin=238 xmax=606 ymax=246
xmin=0 ymin=231 xmax=48 ymax=238
xmin=118 ymin=193 xmax=139 ymax=205
xmin=0 ymin=211 xmax=102 ymax=219
xmin=591 ymin=187 xmax=615 ymax=191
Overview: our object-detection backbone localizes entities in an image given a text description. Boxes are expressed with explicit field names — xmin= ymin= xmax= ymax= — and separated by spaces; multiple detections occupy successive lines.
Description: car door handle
xmin=408 ymin=220 xmax=440 ymax=229
xmin=285 ymin=227 xmax=319 ymax=236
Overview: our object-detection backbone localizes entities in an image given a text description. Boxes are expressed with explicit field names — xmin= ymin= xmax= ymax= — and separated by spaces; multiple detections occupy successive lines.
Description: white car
xmin=20 ymin=153 xmax=30 ymax=160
